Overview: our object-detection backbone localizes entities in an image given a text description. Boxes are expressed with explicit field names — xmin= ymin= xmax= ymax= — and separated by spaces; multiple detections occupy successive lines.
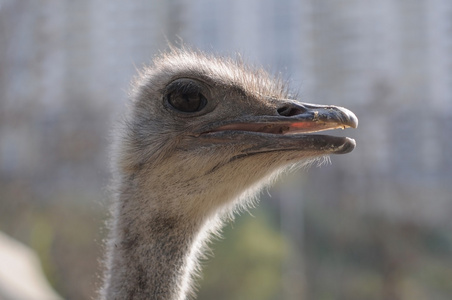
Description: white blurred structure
xmin=0 ymin=232 xmax=62 ymax=300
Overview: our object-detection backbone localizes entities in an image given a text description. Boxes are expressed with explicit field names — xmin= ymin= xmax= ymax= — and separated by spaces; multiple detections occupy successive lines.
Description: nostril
xmin=277 ymin=105 xmax=306 ymax=117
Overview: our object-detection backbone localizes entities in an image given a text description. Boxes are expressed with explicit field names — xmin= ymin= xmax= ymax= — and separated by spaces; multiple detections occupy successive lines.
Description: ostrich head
xmin=103 ymin=48 xmax=358 ymax=300
xmin=116 ymin=49 xmax=357 ymax=222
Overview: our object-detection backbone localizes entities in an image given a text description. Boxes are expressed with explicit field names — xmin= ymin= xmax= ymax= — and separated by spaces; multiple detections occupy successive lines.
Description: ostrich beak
xmin=198 ymin=102 xmax=358 ymax=155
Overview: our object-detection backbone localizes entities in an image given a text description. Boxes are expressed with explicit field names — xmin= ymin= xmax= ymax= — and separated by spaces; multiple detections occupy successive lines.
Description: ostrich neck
xmin=102 ymin=177 xmax=209 ymax=300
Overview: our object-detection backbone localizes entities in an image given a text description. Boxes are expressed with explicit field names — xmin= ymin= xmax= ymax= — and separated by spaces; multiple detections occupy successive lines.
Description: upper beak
xmin=203 ymin=101 xmax=357 ymax=135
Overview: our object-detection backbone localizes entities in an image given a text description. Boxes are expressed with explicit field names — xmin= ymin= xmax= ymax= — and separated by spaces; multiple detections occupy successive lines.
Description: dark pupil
xmin=169 ymin=91 xmax=204 ymax=112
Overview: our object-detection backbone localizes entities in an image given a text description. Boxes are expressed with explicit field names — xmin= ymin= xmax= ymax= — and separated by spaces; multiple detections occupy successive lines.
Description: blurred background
xmin=1 ymin=0 xmax=451 ymax=299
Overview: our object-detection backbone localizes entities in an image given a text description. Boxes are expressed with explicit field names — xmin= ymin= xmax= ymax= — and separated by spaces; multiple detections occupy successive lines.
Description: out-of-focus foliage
xmin=198 ymin=207 xmax=289 ymax=300
xmin=303 ymin=200 xmax=452 ymax=300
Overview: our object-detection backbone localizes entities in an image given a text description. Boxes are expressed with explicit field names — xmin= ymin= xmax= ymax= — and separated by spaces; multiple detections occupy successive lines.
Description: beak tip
xmin=335 ymin=137 xmax=356 ymax=154
xmin=340 ymin=107 xmax=358 ymax=129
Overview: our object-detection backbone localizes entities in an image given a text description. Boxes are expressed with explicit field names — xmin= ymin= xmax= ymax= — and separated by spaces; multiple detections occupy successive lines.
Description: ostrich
xmin=101 ymin=48 xmax=357 ymax=300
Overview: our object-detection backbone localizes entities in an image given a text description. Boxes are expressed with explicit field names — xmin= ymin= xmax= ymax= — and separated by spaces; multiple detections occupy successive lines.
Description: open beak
xmin=198 ymin=102 xmax=358 ymax=155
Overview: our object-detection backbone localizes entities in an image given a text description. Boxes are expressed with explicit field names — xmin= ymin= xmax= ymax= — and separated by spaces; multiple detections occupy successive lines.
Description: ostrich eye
xmin=167 ymin=91 xmax=206 ymax=112
xmin=166 ymin=80 xmax=208 ymax=113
